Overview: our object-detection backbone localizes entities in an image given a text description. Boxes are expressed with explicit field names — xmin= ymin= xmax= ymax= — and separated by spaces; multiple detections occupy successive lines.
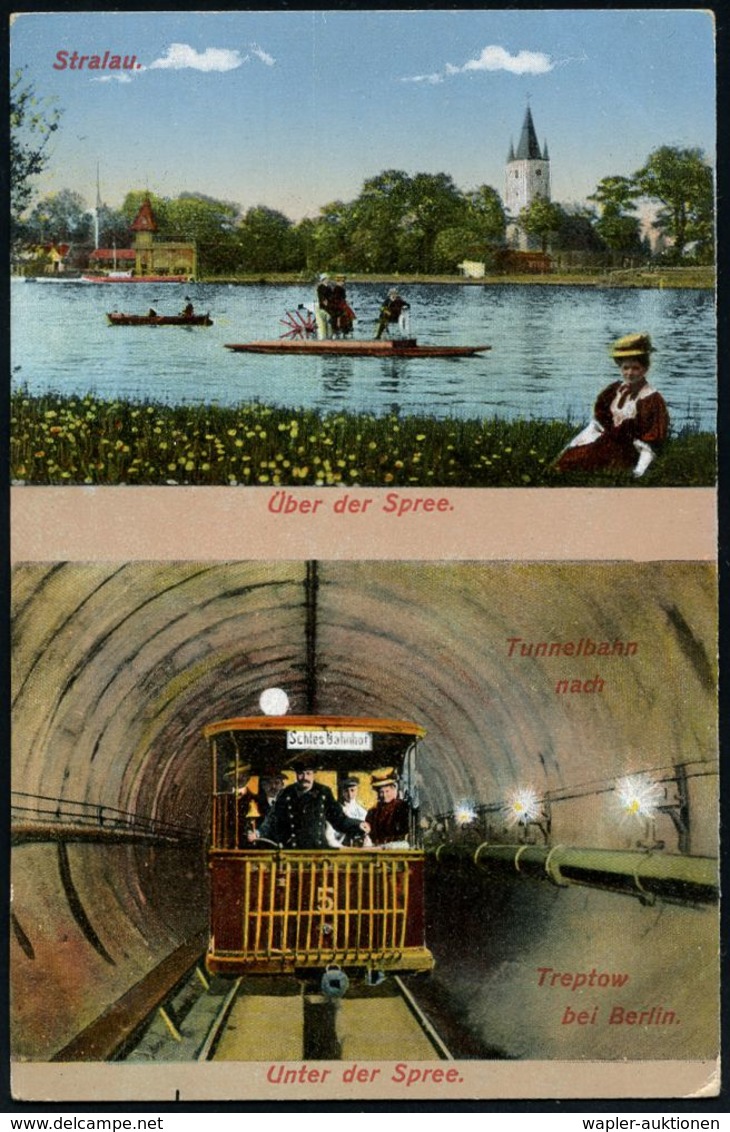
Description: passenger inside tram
xmin=259 ymin=769 xmax=288 ymax=808
xmin=326 ymin=775 xmax=369 ymax=847
xmin=365 ymin=770 xmax=412 ymax=849
xmin=214 ymin=766 xmax=271 ymax=848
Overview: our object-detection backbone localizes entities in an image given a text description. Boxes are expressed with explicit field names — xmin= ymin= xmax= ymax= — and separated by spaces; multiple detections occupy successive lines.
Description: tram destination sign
xmin=286 ymin=729 xmax=373 ymax=751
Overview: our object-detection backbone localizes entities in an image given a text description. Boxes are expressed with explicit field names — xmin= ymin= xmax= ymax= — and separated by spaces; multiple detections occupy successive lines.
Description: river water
xmin=10 ymin=280 xmax=716 ymax=430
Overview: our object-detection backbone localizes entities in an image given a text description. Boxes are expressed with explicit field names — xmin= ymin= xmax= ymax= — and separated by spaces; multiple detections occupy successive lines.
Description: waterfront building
xmin=131 ymin=196 xmax=196 ymax=279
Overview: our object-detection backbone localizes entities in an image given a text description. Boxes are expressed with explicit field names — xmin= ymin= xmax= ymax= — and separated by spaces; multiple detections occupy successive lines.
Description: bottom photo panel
xmin=11 ymin=560 xmax=719 ymax=1101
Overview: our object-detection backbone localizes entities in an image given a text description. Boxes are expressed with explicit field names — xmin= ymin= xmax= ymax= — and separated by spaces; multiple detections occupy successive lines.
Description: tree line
xmin=11 ymin=68 xmax=714 ymax=275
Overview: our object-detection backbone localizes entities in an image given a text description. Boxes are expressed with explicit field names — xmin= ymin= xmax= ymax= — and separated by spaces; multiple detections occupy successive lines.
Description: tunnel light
xmin=616 ymin=775 xmax=664 ymax=820
xmin=453 ymin=802 xmax=477 ymax=826
xmin=259 ymin=687 xmax=290 ymax=716
xmin=504 ymin=787 xmax=541 ymax=826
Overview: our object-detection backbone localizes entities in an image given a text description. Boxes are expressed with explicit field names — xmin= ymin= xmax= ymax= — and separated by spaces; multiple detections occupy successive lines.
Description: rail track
xmin=118 ymin=961 xmax=452 ymax=1063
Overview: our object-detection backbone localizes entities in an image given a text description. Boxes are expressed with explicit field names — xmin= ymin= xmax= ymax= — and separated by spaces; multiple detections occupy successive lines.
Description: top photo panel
xmin=10 ymin=9 xmax=716 ymax=489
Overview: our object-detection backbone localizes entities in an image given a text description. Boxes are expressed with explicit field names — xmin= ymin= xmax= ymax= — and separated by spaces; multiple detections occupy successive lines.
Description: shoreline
xmin=15 ymin=268 xmax=714 ymax=291
xmin=194 ymin=268 xmax=715 ymax=291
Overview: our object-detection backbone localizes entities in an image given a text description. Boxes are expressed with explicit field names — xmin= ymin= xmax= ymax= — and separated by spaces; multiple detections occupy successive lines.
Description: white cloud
xmin=402 ymin=43 xmax=555 ymax=84
xmin=450 ymin=45 xmax=554 ymax=76
xmin=250 ymin=43 xmax=275 ymax=67
xmin=148 ymin=44 xmax=244 ymax=71
xmin=90 ymin=73 xmax=133 ymax=84
xmin=401 ymin=72 xmax=443 ymax=85
xmin=147 ymin=42 xmax=276 ymax=73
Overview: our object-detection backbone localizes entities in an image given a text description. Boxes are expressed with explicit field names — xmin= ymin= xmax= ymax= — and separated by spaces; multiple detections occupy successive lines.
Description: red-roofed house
xmin=130 ymin=197 xmax=196 ymax=279
xmin=88 ymin=248 xmax=136 ymax=273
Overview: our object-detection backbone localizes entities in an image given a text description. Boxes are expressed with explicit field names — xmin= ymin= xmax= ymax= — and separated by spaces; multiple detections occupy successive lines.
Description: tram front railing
xmin=208 ymin=849 xmax=433 ymax=972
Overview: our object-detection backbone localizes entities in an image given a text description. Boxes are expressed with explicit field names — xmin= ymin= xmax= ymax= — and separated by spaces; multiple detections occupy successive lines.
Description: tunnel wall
xmin=425 ymin=861 xmax=718 ymax=1061
xmin=11 ymin=842 xmax=207 ymax=1061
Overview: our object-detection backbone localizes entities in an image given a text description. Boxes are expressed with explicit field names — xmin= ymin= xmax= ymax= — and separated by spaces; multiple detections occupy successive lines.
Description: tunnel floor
xmin=118 ymin=966 xmax=491 ymax=1063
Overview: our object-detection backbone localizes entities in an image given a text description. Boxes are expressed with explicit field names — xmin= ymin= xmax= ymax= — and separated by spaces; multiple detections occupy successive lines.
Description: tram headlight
xmin=259 ymin=687 xmax=290 ymax=715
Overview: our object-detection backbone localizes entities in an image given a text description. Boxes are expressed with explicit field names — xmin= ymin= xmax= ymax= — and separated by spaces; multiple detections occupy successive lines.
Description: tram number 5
xmin=317 ymin=885 xmax=335 ymax=911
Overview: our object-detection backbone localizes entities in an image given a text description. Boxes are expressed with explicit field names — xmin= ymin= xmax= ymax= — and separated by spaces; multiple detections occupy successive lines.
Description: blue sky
xmin=10 ymin=9 xmax=716 ymax=221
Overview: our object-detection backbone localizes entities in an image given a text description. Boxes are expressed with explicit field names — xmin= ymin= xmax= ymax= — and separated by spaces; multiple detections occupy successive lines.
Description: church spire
xmin=515 ymin=106 xmax=543 ymax=160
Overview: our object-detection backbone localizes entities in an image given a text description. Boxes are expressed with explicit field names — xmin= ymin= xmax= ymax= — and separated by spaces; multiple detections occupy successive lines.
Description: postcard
xmin=7 ymin=6 xmax=720 ymax=1108
xmin=9 ymin=559 xmax=719 ymax=1101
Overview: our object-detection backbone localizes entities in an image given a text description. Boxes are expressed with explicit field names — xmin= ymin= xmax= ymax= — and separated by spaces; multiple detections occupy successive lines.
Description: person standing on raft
xmin=554 ymin=333 xmax=669 ymax=478
xmin=314 ymin=273 xmax=333 ymax=340
xmin=330 ymin=274 xmax=356 ymax=337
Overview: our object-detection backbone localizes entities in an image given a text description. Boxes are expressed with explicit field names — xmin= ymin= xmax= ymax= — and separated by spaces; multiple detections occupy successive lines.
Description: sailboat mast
xmin=94 ymin=163 xmax=101 ymax=251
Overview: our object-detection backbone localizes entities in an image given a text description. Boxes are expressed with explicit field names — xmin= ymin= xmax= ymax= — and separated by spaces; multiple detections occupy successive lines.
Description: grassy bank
xmin=10 ymin=391 xmax=715 ymax=488
xmin=199 ymin=267 xmax=715 ymax=290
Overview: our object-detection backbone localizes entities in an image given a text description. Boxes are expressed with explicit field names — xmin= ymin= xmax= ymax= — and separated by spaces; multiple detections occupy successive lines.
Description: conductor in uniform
xmin=248 ymin=754 xmax=370 ymax=849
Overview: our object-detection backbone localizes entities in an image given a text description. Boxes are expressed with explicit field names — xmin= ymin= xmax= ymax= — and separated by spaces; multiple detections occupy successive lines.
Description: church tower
xmin=505 ymin=106 xmax=550 ymax=224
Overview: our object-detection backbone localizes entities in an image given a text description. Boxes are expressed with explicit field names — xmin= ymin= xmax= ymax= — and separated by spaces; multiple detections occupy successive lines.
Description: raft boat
xmin=224 ymin=338 xmax=490 ymax=358
xmin=107 ymin=312 xmax=213 ymax=327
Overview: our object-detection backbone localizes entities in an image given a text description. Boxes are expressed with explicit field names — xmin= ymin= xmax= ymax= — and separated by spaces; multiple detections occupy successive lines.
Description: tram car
xmin=204 ymin=713 xmax=434 ymax=985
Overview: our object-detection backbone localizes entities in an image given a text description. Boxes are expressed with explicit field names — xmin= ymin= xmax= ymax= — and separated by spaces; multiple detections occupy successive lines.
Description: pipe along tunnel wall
xmin=11 ymin=561 xmax=718 ymax=1061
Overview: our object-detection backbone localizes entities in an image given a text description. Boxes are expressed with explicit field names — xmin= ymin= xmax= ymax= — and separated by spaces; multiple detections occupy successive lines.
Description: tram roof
xmin=203 ymin=715 xmax=426 ymax=740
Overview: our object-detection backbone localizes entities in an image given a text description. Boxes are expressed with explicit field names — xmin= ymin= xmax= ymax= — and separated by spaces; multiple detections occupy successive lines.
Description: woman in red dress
xmin=555 ymin=333 xmax=670 ymax=477
xmin=365 ymin=772 xmax=412 ymax=849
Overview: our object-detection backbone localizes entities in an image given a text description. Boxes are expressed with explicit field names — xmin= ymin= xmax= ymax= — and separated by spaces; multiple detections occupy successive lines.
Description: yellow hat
xmin=371 ymin=770 xmax=398 ymax=790
xmin=611 ymin=333 xmax=655 ymax=359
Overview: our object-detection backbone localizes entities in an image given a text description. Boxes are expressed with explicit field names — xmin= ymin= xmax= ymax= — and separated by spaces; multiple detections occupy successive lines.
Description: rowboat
xmin=224 ymin=338 xmax=491 ymax=358
xmin=107 ymin=312 xmax=213 ymax=327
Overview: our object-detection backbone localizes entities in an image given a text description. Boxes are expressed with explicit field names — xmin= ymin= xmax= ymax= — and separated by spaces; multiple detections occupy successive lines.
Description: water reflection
xmin=10 ymin=280 xmax=716 ymax=430
xmin=376 ymin=357 xmax=409 ymax=398
xmin=320 ymin=357 xmax=356 ymax=400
